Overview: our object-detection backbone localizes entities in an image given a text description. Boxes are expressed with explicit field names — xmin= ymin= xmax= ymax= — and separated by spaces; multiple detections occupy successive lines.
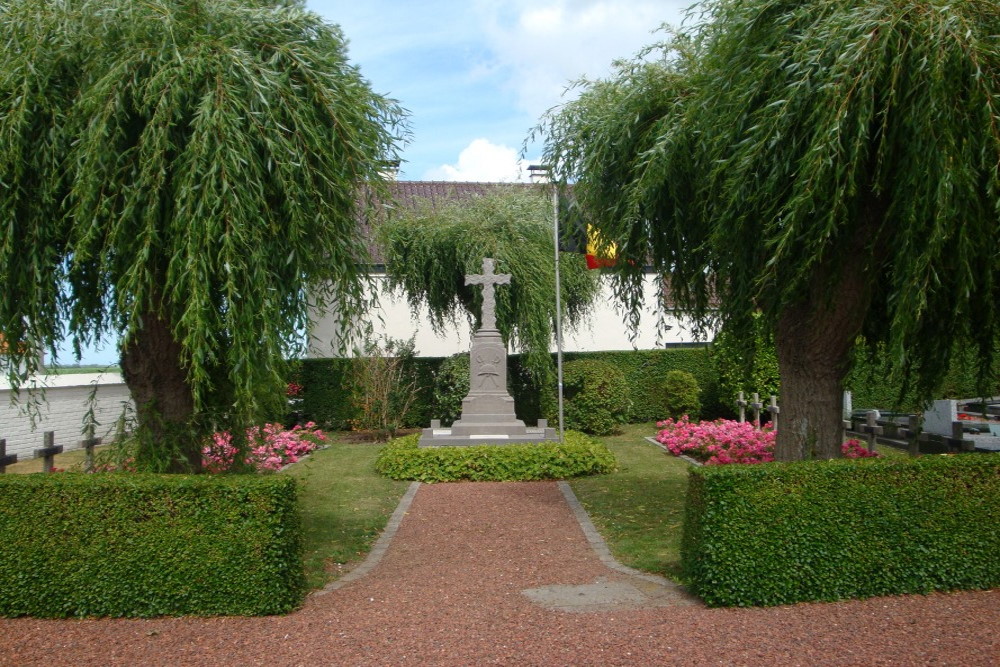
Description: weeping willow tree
xmin=376 ymin=186 xmax=600 ymax=386
xmin=539 ymin=0 xmax=1000 ymax=460
xmin=0 ymin=0 xmax=405 ymax=471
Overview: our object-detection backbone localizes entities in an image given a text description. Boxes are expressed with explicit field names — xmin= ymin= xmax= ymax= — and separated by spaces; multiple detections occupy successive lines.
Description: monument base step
xmin=419 ymin=426 xmax=558 ymax=447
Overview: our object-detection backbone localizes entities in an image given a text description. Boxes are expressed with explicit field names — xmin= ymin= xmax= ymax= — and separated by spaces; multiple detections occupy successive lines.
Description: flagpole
xmin=530 ymin=164 xmax=564 ymax=443
xmin=551 ymin=179 xmax=566 ymax=444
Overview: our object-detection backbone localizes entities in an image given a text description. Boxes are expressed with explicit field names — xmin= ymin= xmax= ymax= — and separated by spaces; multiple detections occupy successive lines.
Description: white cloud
xmin=423 ymin=138 xmax=538 ymax=182
xmin=475 ymin=0 xmax=689 ymax=117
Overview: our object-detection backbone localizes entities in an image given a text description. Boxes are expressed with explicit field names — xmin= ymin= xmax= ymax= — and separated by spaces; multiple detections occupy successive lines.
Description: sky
xmin=308 ymin=0 xmax=693 ymax=181
xmin=58 ymin=0 xmax=692 ymax=366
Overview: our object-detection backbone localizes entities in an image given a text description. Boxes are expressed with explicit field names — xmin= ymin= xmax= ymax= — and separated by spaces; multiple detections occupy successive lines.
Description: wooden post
xmin=767 ymin=395 xmax=780 ymax=431
xmin=750 ymin=392 xmax=763 ymax=428
xmin=0 ymin=439 xmax=17 ymax=473
xmin=34 ymin=431 xmax=64 ymax=473
xmin=736 ymin=391 xmax=747 ymax=424
xmin=79 ymin=424 xmax=102 ymax=473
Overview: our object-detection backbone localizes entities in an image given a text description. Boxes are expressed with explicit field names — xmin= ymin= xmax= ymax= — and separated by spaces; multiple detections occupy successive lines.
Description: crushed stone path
xmin=1 ymin=481 xmax=998 ymax=666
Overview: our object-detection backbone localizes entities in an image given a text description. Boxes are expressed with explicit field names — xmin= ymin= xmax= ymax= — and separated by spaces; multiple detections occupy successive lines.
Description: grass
xmin=280 ymin=435 xmax=410 ymax=590
xmin=45 ymin=365 xmax=120 ymax=375
xmin=0 ymin=423 xmax=917 ymax=591
xmin=4 ymin=444 xmax=109 ymax=473
xmin=568 ymin=422 xmax=691 ymax=580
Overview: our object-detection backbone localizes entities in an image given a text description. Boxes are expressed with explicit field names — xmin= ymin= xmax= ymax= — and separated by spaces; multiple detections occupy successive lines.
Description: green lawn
xmin=568 ymin=422 xmax=691 ymax=580
xmin=280 ymin=437 xmax=410 ymax=590
xmin=2 ymin=423 xmax=915 ymax=591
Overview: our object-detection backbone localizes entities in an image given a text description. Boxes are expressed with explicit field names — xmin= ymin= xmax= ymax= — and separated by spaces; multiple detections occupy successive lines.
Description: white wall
xmin=0 ymin=373 xmax=132 ymax=462
xmin=307 ymin=273 xmax=709 ymax=358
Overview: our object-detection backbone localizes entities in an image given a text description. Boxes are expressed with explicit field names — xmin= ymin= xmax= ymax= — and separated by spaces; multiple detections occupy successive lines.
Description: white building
xmin=307 ymin=181 xmax=710 ymax=359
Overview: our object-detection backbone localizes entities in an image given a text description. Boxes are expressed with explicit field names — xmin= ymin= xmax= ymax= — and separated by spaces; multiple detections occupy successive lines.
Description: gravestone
xmin=922 ymin=399 xmax=957 ymax=437
xmin=420 ymin=258 xmax=557 ymax=446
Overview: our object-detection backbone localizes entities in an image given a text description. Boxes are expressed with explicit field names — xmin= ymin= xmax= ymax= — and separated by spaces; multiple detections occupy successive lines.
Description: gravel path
xmin=1 ymin=481 xmax=998 ymax=665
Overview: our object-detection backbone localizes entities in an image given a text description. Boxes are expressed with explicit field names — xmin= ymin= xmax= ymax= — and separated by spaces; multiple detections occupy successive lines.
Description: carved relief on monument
xmin=471 ymin=340 xmax=506 ymax=392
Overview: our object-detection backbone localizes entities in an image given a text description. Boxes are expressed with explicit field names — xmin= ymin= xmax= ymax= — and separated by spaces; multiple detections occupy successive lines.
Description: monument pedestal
xmin=419 ymin=328 xmax=557 ymax=446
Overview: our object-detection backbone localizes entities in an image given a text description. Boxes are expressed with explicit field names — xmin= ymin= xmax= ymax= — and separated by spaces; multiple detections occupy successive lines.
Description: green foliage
xmin=0 ymin=0 xmax=405 ymax=458
xmin=559 ymin=359 xmax=631 ymax=435
xmin=284 ymin=438 xmax=409 ymax=590
xmin=299 ymin=358 xmax=356 ymax=430
xmin=711 ymin=314 xmax=780 ymax=408
xmin=374 ymin=432 xmax=616 ymax=483
xmin=0 ymin=473 xmax=303 ymax=617
xmin=298 ymin=347 xmax=722 ymax=430
xmin=432 ymin=353 xmax=470 ymax=426
xmin=349 ymin=337 xmax=420 ymax=440
xmin=567 ymin=423 xmax=691 ymax=580
xmin=661 ymin=370 xmax=701 ymax=420
xmin=539 ymin=0 xmax=1000 ymax=453
xmin=681 ymin=455 xmax=1000 ymax=607
xmin=376 ymin=186 xmax=600 ymax=385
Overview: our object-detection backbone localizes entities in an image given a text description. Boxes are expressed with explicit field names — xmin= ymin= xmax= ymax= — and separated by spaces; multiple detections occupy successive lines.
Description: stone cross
xmin=736 ymin=391 xmax=748 ymax=423
xmin=767 ymin=395 xmax=780 ymax=431
xmin=465 ymin=258 xmax=511 ymax=331
xmin=750 ymin=392 xmax=763 ymax=428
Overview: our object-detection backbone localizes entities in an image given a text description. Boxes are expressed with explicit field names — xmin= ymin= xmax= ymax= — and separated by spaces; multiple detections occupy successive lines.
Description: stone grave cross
xmin=465 ymin=258 xmax=510 ymax=331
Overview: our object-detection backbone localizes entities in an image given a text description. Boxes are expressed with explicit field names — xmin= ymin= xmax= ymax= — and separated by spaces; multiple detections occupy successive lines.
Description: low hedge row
xmin=297 ymin=346 xmax=719 ymax=430
xmin=681 ymin=455 xmax=1000 ymax=607
xmin=0 ymin=473 xmax=304 ymax=617
xmin=374 ymin=431 xmax=616 ymax=482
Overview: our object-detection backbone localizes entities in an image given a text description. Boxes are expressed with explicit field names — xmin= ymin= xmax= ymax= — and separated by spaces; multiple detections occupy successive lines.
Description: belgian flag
xmin=558 ymin=194 xmax=617 ymax=269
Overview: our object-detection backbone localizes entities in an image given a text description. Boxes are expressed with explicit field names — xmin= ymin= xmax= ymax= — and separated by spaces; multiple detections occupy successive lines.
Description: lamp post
xmin=528 ymin=164 xmax=564 ymax=443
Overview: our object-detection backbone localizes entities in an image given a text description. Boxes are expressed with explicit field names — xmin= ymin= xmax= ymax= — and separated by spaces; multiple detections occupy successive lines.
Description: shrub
xmin=681 ymin=454 xmax=1000 ymax=607
xmin=656 ymin=417 xmax=775 ymax=464
xmin=661 ymin=369 xmax=701 ymax=420
xmin=202 ymin=422 xmax=326 ymax=473
xmin=374 ymin=432 xmax=616 ymax=482
xmin=432 ymin=353 xmax=470 ymax=426
xmin=560 ymin=359 xmax=631 ymax=435
xmin=349 ymin=336 xmax=420 ymax=440
xmin=657 ymin=419 xmax=879 ymax=465
xmin=0 ymin=473 xmax=303 ymax=617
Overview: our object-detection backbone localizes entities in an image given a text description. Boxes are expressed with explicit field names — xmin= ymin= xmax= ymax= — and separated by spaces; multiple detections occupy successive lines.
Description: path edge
xmin=313 ymin=480 xmax=421 ymax=596
xmin=557 ymin=480 xmax=675 ymax=587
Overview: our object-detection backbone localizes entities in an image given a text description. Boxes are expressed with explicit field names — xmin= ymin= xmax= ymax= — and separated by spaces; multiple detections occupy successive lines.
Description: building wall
xmin=0 ymin=373 xmax=132 ymax=461
xmin=307 ymin=273 xmax=709 ymax=358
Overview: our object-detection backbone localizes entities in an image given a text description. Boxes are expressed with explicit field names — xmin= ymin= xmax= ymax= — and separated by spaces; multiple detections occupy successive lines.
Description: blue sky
xmin=59 ymin=0 xmax=691 ymax=366
xmin=308 ymin=0 xmax=692 ymax=181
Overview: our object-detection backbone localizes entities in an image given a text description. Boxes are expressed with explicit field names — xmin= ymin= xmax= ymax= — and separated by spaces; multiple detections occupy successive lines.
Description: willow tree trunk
xmin=120 ymin=310 xmax=201 ymax=472
xmin=773 ymin=212 xmax=886 ymax=461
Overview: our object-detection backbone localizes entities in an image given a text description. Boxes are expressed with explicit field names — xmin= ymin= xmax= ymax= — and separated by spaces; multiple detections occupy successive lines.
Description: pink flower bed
xmin=203 ymin=422 xmax=327 ymax=473
xmin=655 ymin=417 xmax=879 ymax=464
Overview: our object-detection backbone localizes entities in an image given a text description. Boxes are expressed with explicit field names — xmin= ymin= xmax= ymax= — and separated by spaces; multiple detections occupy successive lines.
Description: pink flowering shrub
xmin=841 ymin=438 xmax=880 ymax=459
xmin=657 ymin=417 xmax=881 ymax=464
xmin=203 ymin=422 xmax=327 ymax=473
xmin=656 ymin=417 xmax=775 ymax=465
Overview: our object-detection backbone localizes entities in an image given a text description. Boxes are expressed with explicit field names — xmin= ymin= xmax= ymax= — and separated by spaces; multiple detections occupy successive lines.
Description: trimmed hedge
xmin=374 ymin=431 xmax=616 ymax=482
xmin=298 ymin=346 xmax=719 ymax=429
xmin=0 ymin=473 xmax=304 ymax=617
xmin=560 ymin=359 xmax=631 ymax=435
xmin=681 ymin=455 xmax=1000 ymax=607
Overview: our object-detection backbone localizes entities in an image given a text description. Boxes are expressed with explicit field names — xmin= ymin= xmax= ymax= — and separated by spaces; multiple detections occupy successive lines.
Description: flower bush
xmin=656 ymin=417 xmax=879 ymax=464
xmin=203 ymin=422 xmax=327 ymax=473
xmin=656 ymin=417 xmax=775 ymax=464
xmin=841 ymin=438 xmax=880 ymax=459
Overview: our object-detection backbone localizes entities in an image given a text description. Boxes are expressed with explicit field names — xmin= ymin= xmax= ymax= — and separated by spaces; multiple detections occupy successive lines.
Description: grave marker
xmin=34 ymin=431 xmax=63 ymax=473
